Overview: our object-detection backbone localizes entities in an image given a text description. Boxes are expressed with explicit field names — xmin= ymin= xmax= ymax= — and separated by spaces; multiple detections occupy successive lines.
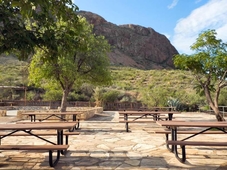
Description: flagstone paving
xmin=0 ymin=111 xmax=227 ymax=169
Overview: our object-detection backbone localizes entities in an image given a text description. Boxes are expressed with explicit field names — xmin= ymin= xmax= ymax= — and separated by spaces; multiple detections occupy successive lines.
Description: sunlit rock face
xmin=78 ymin=11 xmax=179 ymax=70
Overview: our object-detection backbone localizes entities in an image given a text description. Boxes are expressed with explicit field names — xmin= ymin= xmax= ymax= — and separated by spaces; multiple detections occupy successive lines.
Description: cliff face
xmin=78 ymin=11 xmax=179 ymax=70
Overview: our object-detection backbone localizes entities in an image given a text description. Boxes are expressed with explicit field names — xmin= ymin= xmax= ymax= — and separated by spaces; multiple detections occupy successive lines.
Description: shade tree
xmin=174 ymin=29 xmax=227 ymax=121
xmin=28 ymin=17 xmax=112 ymax=112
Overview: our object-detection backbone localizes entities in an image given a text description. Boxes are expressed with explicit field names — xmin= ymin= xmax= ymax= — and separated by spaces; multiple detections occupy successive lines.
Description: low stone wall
xmin=17 ymin=107 xmax=103 ymax=120
xmin=0 ymin=110 xmax=6 ymax=117
xmin=66 ymin=107 xmax=103 ymax=120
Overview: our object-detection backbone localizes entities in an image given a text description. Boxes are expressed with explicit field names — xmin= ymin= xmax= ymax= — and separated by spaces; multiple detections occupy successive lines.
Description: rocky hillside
xmin=78 ymin=11 xmax=179 ymax=70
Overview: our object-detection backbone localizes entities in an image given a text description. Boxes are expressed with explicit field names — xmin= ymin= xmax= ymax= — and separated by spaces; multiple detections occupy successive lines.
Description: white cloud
xmin=216 ymin=24 xmax=227 ymax=41
xmin=161 ymin=33 xmax=171 ymax=39
xmin=172 ymin=0 xmax=227 ymax=54
xmin=195 ymin=0 xmax=202 ymax=4
xmin=163 ymin=33 xmax=171 ymax=40
xmin=168 ymin=0 xmax=179 ymax=9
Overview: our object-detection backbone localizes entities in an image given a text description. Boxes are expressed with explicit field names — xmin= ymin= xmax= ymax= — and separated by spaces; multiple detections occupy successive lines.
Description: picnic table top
xmin=118 ymin=111 xmax=180 ymax=114
xmin=156 ymin=120 xmax=227 ymax=128
xmin=21 ymin=111 xmax=82 ymax=115
xmin=0 ymin=122 xmax=77 ymax=130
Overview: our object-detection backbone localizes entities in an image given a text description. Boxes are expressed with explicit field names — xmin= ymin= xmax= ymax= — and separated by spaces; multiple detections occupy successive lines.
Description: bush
xmin=103 ymin=90 xmax=120 ymax=102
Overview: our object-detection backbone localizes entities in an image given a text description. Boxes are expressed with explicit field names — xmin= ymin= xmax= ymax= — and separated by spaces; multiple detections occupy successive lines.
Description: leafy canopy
xmin=28 ymin=16 xmax=112 ymax=93
xmin=174 ymin=29 xmax=227 ymax=89
xmin=0 ymin=0 xmax=78 ymax=60
xmin=174 ymin=29 xmax=227 ymax=121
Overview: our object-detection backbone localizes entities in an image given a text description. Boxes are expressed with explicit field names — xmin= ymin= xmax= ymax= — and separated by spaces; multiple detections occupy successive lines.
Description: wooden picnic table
xmin=156 ymin=120 xmax=227 ymax=163
xmin=0 ymin=122 xmax=77 ymax=167
xmin=21 ymin=111 xmax=82 ymax=130
xmin=119 ymin=110 xmax=180 ymax=132
xmin=138 ymin=107 xmax=175 ymax=111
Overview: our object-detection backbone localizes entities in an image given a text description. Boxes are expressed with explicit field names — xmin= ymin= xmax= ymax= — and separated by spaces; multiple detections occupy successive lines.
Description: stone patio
xmin=0 ymin=111 xmax=227 ymax=170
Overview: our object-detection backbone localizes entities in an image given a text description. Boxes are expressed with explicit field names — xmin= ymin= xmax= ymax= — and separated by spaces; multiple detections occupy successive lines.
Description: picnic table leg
xmin=48 ymin=130 xmax=62 ymax=166
xmin=48 ymin=130 xmax=65 ymax=167
xmin=68 ymin=115 xmax=79 ymax=132
xmin=57 ymin=130 xmax=67 ymax=154
xmin=49 ymin=150 xmax=61 ymax=167
xmin=153 ymin=114 xmax=158 ymax=121
xmin=126 ymin=122 xmax=129 ymax=132
xmin=73 ymin=115 xmax=80 ymax=129
xmin=168 ymin=113 xmax=173 ymax=120
xmin=165 ymin=128 xmax=173 ymax=151
xmin=29 ymin=115 xmax=35 ymax=122
xmin=124 ymin=114 xmax=129 ymax=132
xmin=172 ymin=134 xmax=187 ymax=162
xmin=169 ymin=127 xmax=187 ymax=162
xmin=168 ymin=128 xmax=177 ymax=153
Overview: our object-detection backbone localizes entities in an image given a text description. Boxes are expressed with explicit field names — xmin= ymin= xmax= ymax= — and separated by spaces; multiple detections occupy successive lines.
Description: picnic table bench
xmin=0 ymin=130 xmax=80 ymax=145
xmin=156 ymin=121 xmax=227 ymax=163
xmin=152 ymin=129 xmax=226 ymax=151
xmin=0 ymin=122 xmax=78 ymax=167
xmin=119 ymin=111 xmax=180 ymax=132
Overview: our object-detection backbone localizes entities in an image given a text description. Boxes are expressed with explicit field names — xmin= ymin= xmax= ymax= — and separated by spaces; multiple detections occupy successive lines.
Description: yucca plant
xmin=167 ymin=97 xmax=180 ymax=110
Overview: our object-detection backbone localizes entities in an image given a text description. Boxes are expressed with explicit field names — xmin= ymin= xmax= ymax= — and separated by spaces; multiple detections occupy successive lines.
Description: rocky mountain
xmin=78 ymin=11 xmax=179 ymax=70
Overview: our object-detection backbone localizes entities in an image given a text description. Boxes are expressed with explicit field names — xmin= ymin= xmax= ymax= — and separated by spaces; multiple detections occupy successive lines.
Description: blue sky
xmin=73 ymin=0 xmax=227 ymax=54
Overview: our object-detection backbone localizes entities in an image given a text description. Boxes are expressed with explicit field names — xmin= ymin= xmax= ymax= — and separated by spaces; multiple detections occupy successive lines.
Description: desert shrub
xmin=68 ymin=93 xmax=89 ymax=101
xmin=103 ymin=90 xmax=120 ymax=102
xmin=26 ymin=91 xmax=37 ymax=101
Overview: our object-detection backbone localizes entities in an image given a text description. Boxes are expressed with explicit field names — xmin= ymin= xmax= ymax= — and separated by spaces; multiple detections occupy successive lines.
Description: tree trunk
xmin=212 ymin=107 xmax=225 ymax=121
xmin=204 ymin=86 xmax=225 ymax=121
xmin=60 ymin=89 xmax=69 ymax=120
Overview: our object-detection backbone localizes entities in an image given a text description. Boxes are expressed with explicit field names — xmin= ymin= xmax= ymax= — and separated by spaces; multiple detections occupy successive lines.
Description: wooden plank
xmin=152 ymin=130 xmax=225 ymax=134
xmin=0 ymin=131 xmax=80 ymax=136
xmin=119 ymin=120 xmax=156 ymax=123
xmin=119 ymin=111 xmax=180 ymax=115
xmin=167 ymin=140 xmax=227 ymax=146
xmin=0 ymin=123 xmax=78 ymax=130
xmin=119 ymin=114 xmax=167 ymax=118
xmin=156 ymin=121 xmax=227 ymax=128
xmin=0 ymin=145 xmax=69 ymax=150
xmin=16 ymin=121 xmax=79 ymax=124
xmin=22 ymin=112 xmax=82 ymax=115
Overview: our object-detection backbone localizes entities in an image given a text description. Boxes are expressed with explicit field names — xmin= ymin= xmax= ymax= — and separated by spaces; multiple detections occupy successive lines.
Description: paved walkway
xmin=0 ymin=111 xmax=227 ymax=170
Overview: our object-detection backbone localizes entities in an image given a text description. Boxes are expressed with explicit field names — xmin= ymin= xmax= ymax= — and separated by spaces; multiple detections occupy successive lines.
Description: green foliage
xmin=28 ymin=16 xmax=112 ymax=111
xmin=218 ymin=88 xmax=227 ymax=106
xmin=42 ymin=91 xmax=62 ymax=101
xmin=41 ymin=82 xmax=62 ymax=101
xmin=93 ymin=87 xmax=105 ymax=107
xmin=140 ymin=86 xmax=170 ymax=107
xmin=0 ymin=0 xmax=79 ymax=60
xmin=110 ymin=66 xmax=201 ymax=107
xmin=79 ymin=83 xmax=94 ymax=98
xmin=174 ymin=29 xmax=227 ymax=120
xmin=29 ymin=16 xmax=112 ymax=87
xmin=26 ymin=91 xmax=36 ymax=101
xmin=174 ymin=30 xmax=227 ymax=81
xmin=1 ymin=55 xmax=208 ymax=108
xmin=103 ymin=90 xmax=120 ymax=103
xmin=68 ymin=92 xmax=89 ymax=101
xmin=167 ymin=97 xmax=180 ymax=108
xmin=0 ymin=55 xmax=28 ymax=86
xmin=119 ymin=92 xmax=137 ymax=102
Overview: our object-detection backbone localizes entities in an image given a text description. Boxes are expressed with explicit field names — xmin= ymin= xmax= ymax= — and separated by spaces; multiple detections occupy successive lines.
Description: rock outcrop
xmin=78 ymin=11 xmax=179 ymax=70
